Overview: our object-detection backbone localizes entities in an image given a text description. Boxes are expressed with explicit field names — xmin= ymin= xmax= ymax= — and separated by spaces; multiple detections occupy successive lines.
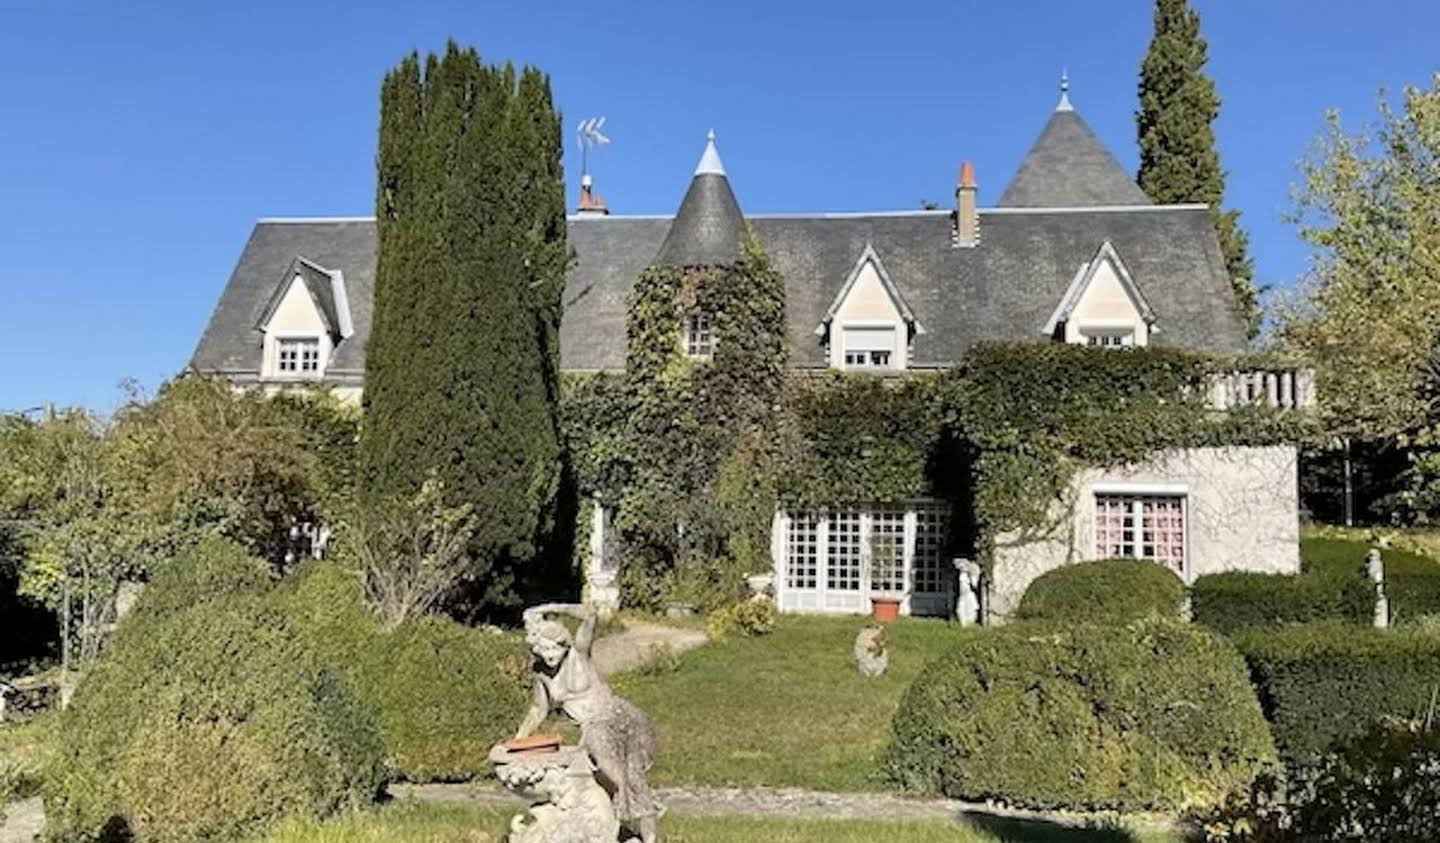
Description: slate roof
xmin=653 ymin=136 xmax=747 ymax=266
xmin=256 ymin=257 xmax=344 ymax=339
xmin=190 ymin=204 xmax=1246 ymax=377
xmin=997 ymin=110 xmax=1152 ymax=208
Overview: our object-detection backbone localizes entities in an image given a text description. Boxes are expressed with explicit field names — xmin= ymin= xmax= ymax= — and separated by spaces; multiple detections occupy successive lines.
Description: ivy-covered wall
xmin=562 ymin=323 xmax=1316 ymax=611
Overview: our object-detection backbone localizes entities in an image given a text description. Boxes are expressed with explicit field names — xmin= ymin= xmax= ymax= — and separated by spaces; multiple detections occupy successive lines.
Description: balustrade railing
xmin=1206 ymin=368 xmax=1314 ymax=411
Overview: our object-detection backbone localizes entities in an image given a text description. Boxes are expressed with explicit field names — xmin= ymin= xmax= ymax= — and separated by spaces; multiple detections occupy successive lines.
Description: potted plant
xmin=869 ymin=533 xmax=902 ymax=623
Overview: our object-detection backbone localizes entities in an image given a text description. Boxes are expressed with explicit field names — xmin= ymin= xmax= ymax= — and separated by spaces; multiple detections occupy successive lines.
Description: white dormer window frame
xmin=1042 ymin=241 xmax=1156 ymax=348
xmin=818 ymin=244 xmax=922 ymax=372
xmin=684 ymin=311 xmax=714 ymax=360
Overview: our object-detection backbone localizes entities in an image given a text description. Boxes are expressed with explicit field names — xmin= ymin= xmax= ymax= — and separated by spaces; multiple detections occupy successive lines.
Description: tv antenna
xmin=577 ymin=116 xmax=611 ymax=181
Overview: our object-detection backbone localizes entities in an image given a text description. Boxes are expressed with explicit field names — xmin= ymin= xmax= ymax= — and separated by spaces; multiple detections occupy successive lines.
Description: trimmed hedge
xmin=45 ymin=587 xmax=383 ymax=842
xmin=1016 ymin=559 xmax=1184 ymax=625
xmin=888 ymin=619 xmax=1274 ymax=812
xmin=1191 ymin=570 xmax=1372 ymax=635
xmin=1193 ymin=538 xmax=1440 ymax=634
xmin=1237 ymin=622 xmax=1440 ymax=766
xmin=276 ymin=563 xmax=530 ymax=781
xmin=127 ymin=534 xmax=273 ymax=622
xmin=1303 ymin=536 xmax=1440 ymax=625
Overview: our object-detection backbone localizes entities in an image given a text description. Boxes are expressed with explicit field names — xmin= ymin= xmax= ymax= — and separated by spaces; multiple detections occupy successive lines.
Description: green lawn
xmin=612 ymin=615 xmax=977 ymax=791
xmin=0 ymin=713 xmax=53 ymax=803
xmin=252 ymin=800 xmax=1188 ymax=843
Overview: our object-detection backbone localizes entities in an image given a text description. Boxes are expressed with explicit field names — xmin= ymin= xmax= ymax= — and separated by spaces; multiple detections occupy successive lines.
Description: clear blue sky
xmin=1 ymin=0 xmax=1436 ymax=412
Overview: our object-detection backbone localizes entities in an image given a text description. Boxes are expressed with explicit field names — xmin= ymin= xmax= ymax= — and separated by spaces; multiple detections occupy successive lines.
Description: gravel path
xmin=391 ymin=782 xmax=1185 ymax=834
xmin=590 ymin=621 xmax=708 ymax=677
xmin=0 ymin=798 xmax=43 ymax=843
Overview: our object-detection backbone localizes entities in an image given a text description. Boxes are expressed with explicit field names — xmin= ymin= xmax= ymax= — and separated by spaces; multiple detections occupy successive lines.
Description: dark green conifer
xmin=1137 ymin=0 xmax=1259 ymax=338
xmin=361 ymin=44 xmax=565 ymax=617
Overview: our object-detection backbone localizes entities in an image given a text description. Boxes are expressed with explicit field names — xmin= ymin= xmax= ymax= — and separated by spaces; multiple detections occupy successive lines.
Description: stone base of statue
xmin=490 ymin=740 xmax=636 ymax=843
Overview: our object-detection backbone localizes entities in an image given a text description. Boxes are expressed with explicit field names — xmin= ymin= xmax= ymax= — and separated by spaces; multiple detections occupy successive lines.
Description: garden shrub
xmin=1191 ymin=570 xmax=1372 ymax=635
xmin=1236 ymin=621 xmax=1440 ymax=766
xmin=888 ymin=619 xmax=1274 ymax=812
xmin=1016 ymin=559 xmax=1184 ymax=625
xmin=706 ymin=599 xmax=777 ymax=640
xmin=277 ymin=563 xmax=530 ymax=782
xmin=126 ymin=534 xmax=272 ymax=624
xmin=44 ymin=596 xmax=383 ymax=843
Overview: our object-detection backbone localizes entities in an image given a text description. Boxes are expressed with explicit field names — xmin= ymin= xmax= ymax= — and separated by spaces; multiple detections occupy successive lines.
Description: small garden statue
xmin=512 ymin=603 xmax=660 ymax=843
xmin=953 ymin=558 xmax=982 ymax=626
xmin=1365 ymin=547 xmax=1388 ymax=629
xmin=490 ymin=743 xmax=623 ymax=843
xmin=853 ymin=624 xmax=888 ymax=678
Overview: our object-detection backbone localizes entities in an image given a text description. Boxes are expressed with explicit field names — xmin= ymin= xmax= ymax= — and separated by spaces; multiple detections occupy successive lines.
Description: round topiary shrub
xmin=276 ymin=563 xmax=531 ymax=782
xmin=888 ymin=619 xmax=1275 ymax=812
xmin=127 ymin=534 xmax=273 ymax=624
xmin=1016 ymin=559 xmax=1185 ymax=625
xmin=45 ymin=596 xmax=384 ymax=843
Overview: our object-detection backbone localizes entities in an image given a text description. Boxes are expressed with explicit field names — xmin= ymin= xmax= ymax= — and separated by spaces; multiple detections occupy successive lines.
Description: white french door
xmin=776 ymin=502 xmax=950 ymax=616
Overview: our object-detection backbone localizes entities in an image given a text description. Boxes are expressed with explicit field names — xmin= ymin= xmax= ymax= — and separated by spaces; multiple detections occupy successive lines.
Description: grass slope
xmin=612 ymin=615 xmax=976 ymax=791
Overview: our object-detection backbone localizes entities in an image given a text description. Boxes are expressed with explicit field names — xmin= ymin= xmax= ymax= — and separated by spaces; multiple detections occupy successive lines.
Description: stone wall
xmin=989 ymin=445 xmax=1299 ymax=621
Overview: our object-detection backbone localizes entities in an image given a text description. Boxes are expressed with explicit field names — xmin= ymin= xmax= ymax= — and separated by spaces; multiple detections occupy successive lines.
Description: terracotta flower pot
xmin=870 ymin=596 xmax=901 ymax=624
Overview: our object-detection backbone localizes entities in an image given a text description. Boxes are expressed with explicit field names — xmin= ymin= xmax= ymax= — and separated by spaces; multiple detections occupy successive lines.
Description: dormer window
xmin=278 ymin=337 xmax=322 ymax=375
xmin=1083 ymin=328 xmax=1134 ymax=349
xmin=819 ymin=245 xmax=922 ymax=372
xmin=840 ymin=325 xmax=898 ymax=370
xmin=684 ymin=312 xmax=714 ymax=359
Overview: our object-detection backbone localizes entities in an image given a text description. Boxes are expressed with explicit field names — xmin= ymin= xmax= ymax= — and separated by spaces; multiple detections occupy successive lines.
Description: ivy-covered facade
xmin=192 ymin=82 xmax=1314 ymax=622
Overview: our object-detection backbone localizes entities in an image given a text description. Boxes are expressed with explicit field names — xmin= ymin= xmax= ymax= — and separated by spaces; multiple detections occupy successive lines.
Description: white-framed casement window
xmin=1094 ymin=492 xmax=1186 ymax=576
xmin=277 ymin=337 xmax=322 ymax=376
xmin=839 ymin=325 xmax=898 ymax=370
xmin=684 ymin=312 xmax=714 ymax=359
xmin=1082 ymin=328 xmax=1135 ymax=348
xmin=777 ymin=501 xmax=950 ymax=615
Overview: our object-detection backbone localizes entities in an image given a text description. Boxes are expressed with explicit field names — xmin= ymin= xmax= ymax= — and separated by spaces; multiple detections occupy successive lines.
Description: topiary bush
xmin=1236 ymin=621 xmax=1440 ymax=767
xmin=888 ymin=619 xmax=1275 ymax=812
xmin=127 ymin=534 xmax=273 ymax=623
xmin=1016 ymin=559 xmax=1185 ymax=625
xmin=44 ymin=596 xmax=384 ymax=843
xmin=1191 ymin=570 xmax=1372 ymax=635
xmin=276 ymin=563 xmax=530 ymax=782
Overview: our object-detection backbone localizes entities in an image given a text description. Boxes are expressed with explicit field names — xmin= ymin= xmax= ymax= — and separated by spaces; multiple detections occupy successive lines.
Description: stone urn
xmin=745 ymin=573 xmax=775 ymax=602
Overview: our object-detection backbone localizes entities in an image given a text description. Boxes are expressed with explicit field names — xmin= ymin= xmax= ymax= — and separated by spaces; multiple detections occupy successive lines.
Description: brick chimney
xmin=577 ymin=173 xmax=609 ymax=216
xmin=954 ymin=161 xmax=978 ymax=247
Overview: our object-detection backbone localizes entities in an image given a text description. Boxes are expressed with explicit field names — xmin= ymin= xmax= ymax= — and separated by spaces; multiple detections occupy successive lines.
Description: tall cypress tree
xmin=361 ymin=44 xmax=566 ymax=618
xmin=1136 ymin=0 xmax=1259 ymax=339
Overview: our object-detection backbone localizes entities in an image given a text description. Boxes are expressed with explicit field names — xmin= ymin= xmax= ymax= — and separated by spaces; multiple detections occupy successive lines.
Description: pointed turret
xmin=654 ymin=131 xmax=747 ymax=266
xmin=996 ymin=74 xmax=1151 ymax=208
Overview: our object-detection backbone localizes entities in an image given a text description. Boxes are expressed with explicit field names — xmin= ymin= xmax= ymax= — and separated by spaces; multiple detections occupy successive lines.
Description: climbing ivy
xmin=563 ymin=318 xmax=1318 ymax=598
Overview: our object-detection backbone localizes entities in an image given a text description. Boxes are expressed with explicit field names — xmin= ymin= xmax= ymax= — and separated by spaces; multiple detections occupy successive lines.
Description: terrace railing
xmin=1207 ymin=367 xmax=1315 ymax=411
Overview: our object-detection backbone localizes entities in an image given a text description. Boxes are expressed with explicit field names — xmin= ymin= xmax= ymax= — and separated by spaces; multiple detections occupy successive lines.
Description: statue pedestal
xmin=490 ymin=742 xmax=625 ymax=843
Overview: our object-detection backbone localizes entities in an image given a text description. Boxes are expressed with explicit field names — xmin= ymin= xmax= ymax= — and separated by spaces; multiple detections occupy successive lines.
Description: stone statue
xmin=1366 ymin=547 xmax=1389 ymax=629
xmin=953 ymin=558 xmax=982 ymax=626
xmin=490 ymin=744 xmax=623 ymax=843
xmin=514 ymin=603 xmax=660 ymax=843
xmin=853 ymin=625 xmax=888 ymax=678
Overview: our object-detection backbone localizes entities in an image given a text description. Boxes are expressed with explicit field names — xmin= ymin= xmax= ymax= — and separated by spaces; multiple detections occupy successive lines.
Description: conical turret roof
xmin=997 ymin=80 xmax=1151 ymax=208
xmin=654 ymin=131 xmax=746 ymax=266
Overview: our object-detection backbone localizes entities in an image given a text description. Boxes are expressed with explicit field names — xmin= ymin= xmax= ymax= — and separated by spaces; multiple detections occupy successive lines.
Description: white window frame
xmin=837 ymin=322 xmax=901 ymax=371
xmin=1082 ymin=327 xmax=1135 ymax=348
xmin=683 ymin=312 xmax=714 ymax=359
xmin=274 ymin=335 xmax=323 ymax=378
xmin=773 ymin=499 xmax=950 ymax=615
xmin=1091 ymin=483 xmax=1189 ymax=582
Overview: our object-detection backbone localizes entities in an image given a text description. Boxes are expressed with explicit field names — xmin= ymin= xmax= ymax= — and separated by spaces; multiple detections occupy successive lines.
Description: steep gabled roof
xmin=816 ymin=243 xmax=923 ymax=335
xmin=997 ymin=106 xmax=1151 ymax=209
xmin=654 ymin=132 xmax=747 ymax=266
xmin=1041 ymin=240 xmax=1156 ymax=335
xmin=192 ymin=204 xmax=1246 ymax=379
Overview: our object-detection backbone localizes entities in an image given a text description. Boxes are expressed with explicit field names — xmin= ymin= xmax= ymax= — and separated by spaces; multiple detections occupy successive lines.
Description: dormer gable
xmin=257 ymin=257 xmax=353 ymax=379
xmin=1043 ymin=240 xmax=1156 ymax=347
xmin=817 ymin=244 xmax=923 ymax=370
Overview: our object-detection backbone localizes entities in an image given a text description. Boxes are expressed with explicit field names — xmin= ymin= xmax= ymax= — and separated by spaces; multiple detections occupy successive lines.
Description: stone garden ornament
xmin=1365 ymin=547 xmax=1389 ymax=629
xmin=501 ymin=602 xmax=660 ymax=843
xmin=953 ymin=558 xmax=983 ymax=626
